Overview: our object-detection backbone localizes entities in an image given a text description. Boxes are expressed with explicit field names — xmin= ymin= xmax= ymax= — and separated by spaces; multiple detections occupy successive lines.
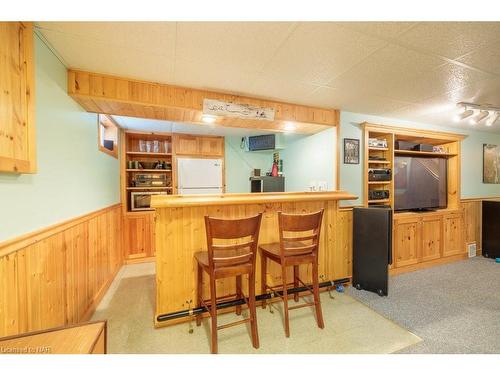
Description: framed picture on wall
xmin=344 ymin=138 xmax=360 ymax=164
xmin=483 ymin=144 xmax=500 ymax=183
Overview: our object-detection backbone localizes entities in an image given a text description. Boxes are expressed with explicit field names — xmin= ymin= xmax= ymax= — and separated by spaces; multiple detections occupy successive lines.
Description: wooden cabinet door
xmin=0 ymin=22 xmax=35 ymax=173
xmin=124 ymin=213 xmax=155 ymax=261
xmin=394 ymin=217 xmax=420 ymax=268
xmin=200 ymin=136 xmax=224 ymax=156
xmin=443 ymin=212 xmax=465 ymax=257
xmin=421 ymin=215 xmax=442 ymax=262
xmin=175 ymin=134 xmax=200 ymax=155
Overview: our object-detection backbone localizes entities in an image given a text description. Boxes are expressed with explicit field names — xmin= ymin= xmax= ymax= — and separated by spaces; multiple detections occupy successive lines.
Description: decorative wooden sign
xmin=202 ymin=99 xmax=275 ymax=121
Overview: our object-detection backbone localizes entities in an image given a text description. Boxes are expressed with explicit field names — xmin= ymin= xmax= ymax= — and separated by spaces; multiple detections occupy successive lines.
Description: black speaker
xmin=482 ymin=201 xmax=500 ymax=259
xmin=353 ymin=207 xmax=392 ymax=296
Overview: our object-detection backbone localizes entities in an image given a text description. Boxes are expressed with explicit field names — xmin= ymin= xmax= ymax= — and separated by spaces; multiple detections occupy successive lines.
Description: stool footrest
xmin=288 ymin=302 xmax=315 ymax=310
xmin=217 ymin=318 xmax=251 ymax=330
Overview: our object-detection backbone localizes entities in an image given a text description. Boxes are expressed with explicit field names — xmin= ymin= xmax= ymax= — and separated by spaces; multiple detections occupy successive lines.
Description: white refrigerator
xmin=177 ymin=158 xmax=223 ymax=194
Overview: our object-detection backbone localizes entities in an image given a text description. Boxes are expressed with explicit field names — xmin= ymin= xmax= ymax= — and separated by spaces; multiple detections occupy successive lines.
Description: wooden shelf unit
xmin=364 ymin=130 xmax=394 ymax=208
xmin=362 ymin=122 xmax=467 ymax=275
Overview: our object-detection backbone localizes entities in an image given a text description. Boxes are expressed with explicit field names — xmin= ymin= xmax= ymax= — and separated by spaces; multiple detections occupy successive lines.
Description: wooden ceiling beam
xmin=67 ymin=70 xmax=339 ymax=134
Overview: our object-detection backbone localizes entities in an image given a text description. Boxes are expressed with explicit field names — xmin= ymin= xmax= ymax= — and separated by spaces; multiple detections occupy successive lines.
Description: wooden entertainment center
xmin=362 ymin=123 xmax=467 ymax=274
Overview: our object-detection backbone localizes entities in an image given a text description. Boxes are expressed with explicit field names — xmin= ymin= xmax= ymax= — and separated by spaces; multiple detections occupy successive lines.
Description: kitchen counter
xmin=152 ymin=191 xmax=357 ymax=327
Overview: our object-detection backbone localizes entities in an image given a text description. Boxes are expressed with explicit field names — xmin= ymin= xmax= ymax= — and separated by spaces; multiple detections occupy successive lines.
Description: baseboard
xmin=125 ymin=256 xmax=155 ymax=265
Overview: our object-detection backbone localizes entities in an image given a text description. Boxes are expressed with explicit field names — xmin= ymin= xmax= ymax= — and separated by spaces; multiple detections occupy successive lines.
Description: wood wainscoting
xmin=0 ymin=204 xmax=123 ymax=338
xmin=461 ymin=196 xmax=500 ymax=255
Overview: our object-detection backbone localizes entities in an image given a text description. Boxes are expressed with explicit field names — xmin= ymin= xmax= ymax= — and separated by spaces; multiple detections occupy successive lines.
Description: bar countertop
xmin=151 ymin=191 xmax=357 ymax=208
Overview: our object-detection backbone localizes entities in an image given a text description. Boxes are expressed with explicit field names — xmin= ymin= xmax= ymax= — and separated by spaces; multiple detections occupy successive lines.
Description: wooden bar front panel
xmin=154 ymin=199 xmax=350 ymax=326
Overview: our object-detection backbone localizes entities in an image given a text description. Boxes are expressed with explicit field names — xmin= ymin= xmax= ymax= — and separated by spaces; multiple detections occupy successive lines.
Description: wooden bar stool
xmin=194 ymin=213 xmax=262 ymax=354
xmin=259 ymin=209 xmax=325 ymax=337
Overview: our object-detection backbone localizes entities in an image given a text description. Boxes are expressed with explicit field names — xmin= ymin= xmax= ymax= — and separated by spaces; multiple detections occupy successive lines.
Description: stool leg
xmin=282 ymin=265 xmax=290 ymax=338
xmin=261 ymin=254 xmax=267 ymax=309
xmin=312 ymin=260 xmax=324 ymax=329
xmin=196 ymin=263 xmax=203 ymax=327
xmin=293 ymin=265 xmax=299 ymax=302
xmin=236 ymin=275 xmax=242 ymax=316
xmin=248 ymin=270 xmax=259 ymax=349
xmin=209 ymin=277 xmax=218 ymax=354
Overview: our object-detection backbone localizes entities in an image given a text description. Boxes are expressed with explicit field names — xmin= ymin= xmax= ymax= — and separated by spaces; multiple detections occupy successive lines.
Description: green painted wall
xmin=225 ymin=136 xmax=273 ymax=193
xmin=340 ymin=111 xmax=500 ymax=206
xmin=0 ymin=33 xmax=120 ymax=241
xmin=281 ymin=127 xmax=336 ymax=192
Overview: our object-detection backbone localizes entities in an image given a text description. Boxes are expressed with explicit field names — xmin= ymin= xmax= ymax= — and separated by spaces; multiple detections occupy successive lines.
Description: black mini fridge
xmin=482 ymin=201 xmax=500 ymax=259
xmin=352 ymin=206 xmax=392 ymax=296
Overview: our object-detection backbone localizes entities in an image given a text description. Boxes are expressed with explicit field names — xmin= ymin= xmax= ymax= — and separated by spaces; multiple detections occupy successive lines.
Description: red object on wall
xmin=271 ymin=163 xmax=278 ymax=177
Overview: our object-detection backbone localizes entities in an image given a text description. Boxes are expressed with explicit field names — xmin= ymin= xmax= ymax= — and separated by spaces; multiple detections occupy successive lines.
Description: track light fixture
xmin=470 ymin=110 xmax=490 ymax=125
xmin=455 ymin=102 xmax=500 ymax=126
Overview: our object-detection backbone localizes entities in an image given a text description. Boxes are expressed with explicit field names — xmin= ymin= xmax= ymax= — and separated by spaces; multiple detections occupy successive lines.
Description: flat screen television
xmin=394 ymin=156 xmax=447 ymax=211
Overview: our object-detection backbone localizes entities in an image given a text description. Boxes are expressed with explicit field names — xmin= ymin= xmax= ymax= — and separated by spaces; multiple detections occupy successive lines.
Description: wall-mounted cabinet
xmin=174 ymin=134 xmax=224 ymax=157
xmin=0 ymin=22 xmax=36 ymax=173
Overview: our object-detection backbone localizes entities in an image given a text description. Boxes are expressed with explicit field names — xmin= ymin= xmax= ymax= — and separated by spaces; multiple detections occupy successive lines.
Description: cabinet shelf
xmin=394 ymin=150 xmax=457 ymax=157
xmin=368 ymin=199 xmax=390 ymax=204
xmin=368 ymin=181 xmax=391 ymax=185
xmin=126 ymin=187 xmax=172 ymax=190
xmin=368 ymin=147 xmax=389 ymax=151
xmin=368 ymin=160 xmax=391 ymax=164
xmin=126 ymin=169 xmax=172 ymax=172
xmin=126 ymin=152 xmax=172 ymax=157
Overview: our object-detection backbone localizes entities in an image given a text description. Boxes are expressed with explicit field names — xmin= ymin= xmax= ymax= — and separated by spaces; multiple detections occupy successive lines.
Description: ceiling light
xmin=470 ymin=110 xmax=490 ymax=125
xmin=284 ymin=122 xmax=296 ymax=132
xmin=201 ymin=114 xmax=217 ymax=124
xmin=487 ymin=112 xmax=500 ymax=126
xmin=453 ymin=109 xmax=474 ymax=122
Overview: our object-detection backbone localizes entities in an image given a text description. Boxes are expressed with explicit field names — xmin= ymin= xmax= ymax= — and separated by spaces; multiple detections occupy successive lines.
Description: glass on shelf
xmin=152 ymin=140 xmax=160 ymax=153
xmin=139 ymin=140 xmax=146 ymax=152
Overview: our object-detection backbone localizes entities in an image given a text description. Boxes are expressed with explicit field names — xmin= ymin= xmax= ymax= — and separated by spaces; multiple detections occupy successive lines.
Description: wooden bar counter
xmin=151 ymin=191 xmax=356 ymax=327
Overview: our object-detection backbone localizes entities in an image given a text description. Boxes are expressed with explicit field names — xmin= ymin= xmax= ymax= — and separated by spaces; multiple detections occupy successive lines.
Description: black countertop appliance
xmin=249 ymin=176 xmax=285 ymax=193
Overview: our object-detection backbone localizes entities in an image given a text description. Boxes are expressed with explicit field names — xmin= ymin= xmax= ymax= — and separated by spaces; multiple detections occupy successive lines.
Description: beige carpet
xmin=92 ymin=263 xmax=421 ymax=354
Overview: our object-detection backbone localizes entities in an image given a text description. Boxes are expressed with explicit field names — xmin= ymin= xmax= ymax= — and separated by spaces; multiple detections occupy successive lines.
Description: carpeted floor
xmin=92 ymin=263 xmax=421 ymax=354
xmin=347 ymin=256 xmax=500 ymax=354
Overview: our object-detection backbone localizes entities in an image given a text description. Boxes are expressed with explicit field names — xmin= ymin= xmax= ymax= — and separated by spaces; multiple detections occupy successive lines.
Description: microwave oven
xmin=130 ymin=191 xmax=167 ymax=211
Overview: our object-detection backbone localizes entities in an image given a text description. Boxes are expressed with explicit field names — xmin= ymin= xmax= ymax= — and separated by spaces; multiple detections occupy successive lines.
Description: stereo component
xmin=368 ymin=168 xmax=392 ymax=181
xmin=369 ymin=190 xmax=390 ymax=200
xmin=368 ymin=138 xmax=388 ymax=148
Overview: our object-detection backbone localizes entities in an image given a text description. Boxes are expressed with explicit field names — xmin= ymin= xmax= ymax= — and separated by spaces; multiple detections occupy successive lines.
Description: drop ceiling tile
xmin=456 ymin=46 xmax=500 ymax=76
xmin=396 ymin=22 xmax=500 ymax=60
xmin=245 ymin=75 xmax=320 ymax=105
xmin=37 ymin=22 xmax=177 ymax=57
xmin=338 ymin=22 xmax=419 ymax=39
xmin=328 ymin=44 xmax=446 ymax=102
xmin=263 ymin=22 xmax=387 ymax=86
xmin=39 ymin=29 xmax=175 ymax=83
xmin=305 ymin=86 xmax=410 ymax=115
xmin=175 ymin=22 xmax=296 ymax=74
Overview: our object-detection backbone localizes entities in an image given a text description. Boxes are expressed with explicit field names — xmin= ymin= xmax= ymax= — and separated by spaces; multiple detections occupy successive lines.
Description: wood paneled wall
xmin=67 ymin=70 xmax=338 ymax=134
xmin=0 ymin=205 xmax=123 ymax=338
xmin=462 ymin=198 xmax=486 ymax=254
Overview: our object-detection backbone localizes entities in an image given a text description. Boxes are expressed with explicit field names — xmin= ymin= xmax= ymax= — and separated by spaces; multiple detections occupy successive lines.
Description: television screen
xmin=394 ymin=156 xmax=447 ymax=211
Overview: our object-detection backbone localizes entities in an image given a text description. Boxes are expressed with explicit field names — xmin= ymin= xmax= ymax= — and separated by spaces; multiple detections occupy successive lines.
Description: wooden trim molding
xmin=67 ymin=70 xmax=338 ymax=134
xmin=0 ymin=204 xmax=123 ymax=338
xmin=362 ymin=122 xmax=467 ymax=141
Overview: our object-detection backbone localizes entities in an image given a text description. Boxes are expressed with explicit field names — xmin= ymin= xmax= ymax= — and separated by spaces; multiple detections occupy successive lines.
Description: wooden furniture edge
xmin=361 ymin=122 xmax=467 ymax=141
xmin=151 ymin=192 xmax=358 ymax=208
xmin=0 ymin=320 xmax=106 ymax=343
xmin=389 ymin=253 xmax=468 ymax=275
xmin=0 ymin=203 xmax=122 ymax=257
